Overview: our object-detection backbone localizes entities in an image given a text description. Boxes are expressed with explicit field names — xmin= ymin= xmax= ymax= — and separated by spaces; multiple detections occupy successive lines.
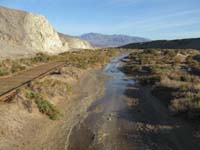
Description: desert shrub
xmin=0 ymin=70 xmax=9 ymax=76
xmin=26 ymin=91 xmax=41 ymax=99
xmin=0 ymin=49 xmax=119 ymax=76
xmin=26 ymin=90 xmax=62 ymax=120
xmin=121 ymin=65 xmax=139 ymax=74
xmin=137 ymin=53 xmax=157 ymax=65
xmin=180 ymin=75 xmax=191 ymax=82
xmin=186 ymin=56 xmax=199 ymax=68
xmin=178 ymin=84 xmax=191 ymax=93
xmin=149 ymin=65 xmax=172 ymax=74
xmin=174 ymin=56 xmax=182 ymax=64
xmin=35 ymin=98 xmax=61 ymax=120
xmin=143 ymin=49 xmax=158 ymax=54
xmin=165 ymin=50 xmax=177 ymax=57
xmin=149 ymin=65 xmax=160 ymax=74
xmin=139 ymin=75 xmax=161 ymax=85
xmin=169 ymin=98 xmax=191 ymax=113
xmin=32 ymin=53 xmax=51 ymax=63
xmin=10 ymin=63 xmax=26 ymax=73
xmin=69 ymin=49 xmax=118 ymax=68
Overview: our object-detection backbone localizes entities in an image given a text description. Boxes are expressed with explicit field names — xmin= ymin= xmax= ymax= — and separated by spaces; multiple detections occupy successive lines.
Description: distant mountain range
xmin=79 ymin=33 xmax=150 ymax=48
xmin=121 ymin=38 xmax=200 ymax=50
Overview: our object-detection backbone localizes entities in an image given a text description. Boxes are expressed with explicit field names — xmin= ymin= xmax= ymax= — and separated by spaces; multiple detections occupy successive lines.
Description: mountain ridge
xmin=120 ymin=38 xmax=200 ymax=50
xmin=79 ymin=33 xmax=149 ymax=48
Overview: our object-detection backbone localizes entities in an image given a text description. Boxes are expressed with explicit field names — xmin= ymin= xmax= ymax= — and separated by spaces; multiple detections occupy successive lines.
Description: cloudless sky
xmin=0 ymin=0 xmax=200 ymax=40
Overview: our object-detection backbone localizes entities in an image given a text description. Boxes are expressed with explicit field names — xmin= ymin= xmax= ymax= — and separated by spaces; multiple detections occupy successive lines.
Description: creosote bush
xmin=124 ymin=49 xmax=200 ymax=119
xmin=26 ymin=90 xmax=62 ymax=120
xmin=35 ymin=98 xmax=61 ymax=120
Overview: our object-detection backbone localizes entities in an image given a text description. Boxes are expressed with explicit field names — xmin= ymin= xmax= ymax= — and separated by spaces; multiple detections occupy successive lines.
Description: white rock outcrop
xmin=22 ymin=13 xmax=64 ymax=52
xmin=0 ymin=6 xmax=93 ymax=59
xmin=0 ymin=6 xmax=68 ymax=58
xmin=58 ymin=33 xmax=93 ymax=50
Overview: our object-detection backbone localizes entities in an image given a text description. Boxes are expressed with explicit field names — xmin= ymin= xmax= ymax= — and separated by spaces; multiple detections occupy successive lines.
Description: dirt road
xmin=67 ymin=54 xmax=200 ymax=150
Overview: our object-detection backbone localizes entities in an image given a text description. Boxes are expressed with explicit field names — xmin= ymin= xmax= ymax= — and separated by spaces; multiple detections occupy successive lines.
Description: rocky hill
xmin=79 ymin=33 xmax=149 ymax=48
xmin=121 ymin=38 xmax=200 ymax=50
xmin=58 ymin=33 xmax=93 ymax=50
xmin=0 ymin=6 xmax=93 ymax=59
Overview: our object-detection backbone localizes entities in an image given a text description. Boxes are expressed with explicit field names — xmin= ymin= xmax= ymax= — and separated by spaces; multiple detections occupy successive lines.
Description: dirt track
xmin=0 ymin=62 xmax=64 ymax=101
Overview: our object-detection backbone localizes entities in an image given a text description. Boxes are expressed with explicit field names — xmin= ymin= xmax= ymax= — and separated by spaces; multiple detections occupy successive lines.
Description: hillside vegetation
xmin=0 ymin=49 xmax=119 ymax=77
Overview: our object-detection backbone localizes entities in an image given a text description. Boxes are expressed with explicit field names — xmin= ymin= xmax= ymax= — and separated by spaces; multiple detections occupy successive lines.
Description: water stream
xmin=67 ymin=54 xmax=197 ymax=150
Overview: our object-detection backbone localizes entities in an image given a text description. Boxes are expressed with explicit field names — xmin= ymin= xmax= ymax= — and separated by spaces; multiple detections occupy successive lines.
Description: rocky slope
xmin=79 ymin=33 xmax=149 ymax=48
xmin=121 ymin=38 xmax=200 ymax=50
xmin=58 ymin=33 xmax=93 ymax=50
xmin=0 ymin=6 xmax=93 ymax=59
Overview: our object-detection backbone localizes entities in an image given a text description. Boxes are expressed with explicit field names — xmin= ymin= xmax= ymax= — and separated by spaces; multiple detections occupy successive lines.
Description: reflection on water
xmin=103 ymin=53 xmax=128 ymax=75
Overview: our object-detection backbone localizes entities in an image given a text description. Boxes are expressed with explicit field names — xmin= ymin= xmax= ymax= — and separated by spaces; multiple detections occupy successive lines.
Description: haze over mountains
xmin=79 ymin=33 xmax=149 ymax=48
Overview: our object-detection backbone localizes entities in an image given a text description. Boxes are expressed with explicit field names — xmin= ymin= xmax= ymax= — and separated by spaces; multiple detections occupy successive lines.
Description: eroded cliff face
xmin=0 ymin=6 xmax=94 ymax=59
xmin=0 ymin=6 xmax=68 ymax=58
xmin=22 ymin=13 xmax=64 ymax=52
xmin=59 ymin=33 xmax=93 ymax=50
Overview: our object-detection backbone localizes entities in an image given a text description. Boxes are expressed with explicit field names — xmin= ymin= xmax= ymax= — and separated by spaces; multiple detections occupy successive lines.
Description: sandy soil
xmin=0 ymin=67 xmax=107 ymax=150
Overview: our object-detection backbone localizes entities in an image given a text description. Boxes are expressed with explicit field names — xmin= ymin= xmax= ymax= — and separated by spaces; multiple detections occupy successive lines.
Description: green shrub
xmin=26 ymin=90 xmax=62 ymax=120
xmin=0 ymin=70 xmax=9 ymax=76
xmin=26 ymin=91 xmax=41 ymax=99
xmin=35 ymin=98 xmax=61 ymax=120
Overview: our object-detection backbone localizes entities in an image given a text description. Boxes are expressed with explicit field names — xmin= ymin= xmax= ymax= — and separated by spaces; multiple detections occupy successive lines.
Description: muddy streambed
xmin=67 ymin=54 xmax=199 ymax=150
xmin=5 ymin=54 xmax=198 ymax=150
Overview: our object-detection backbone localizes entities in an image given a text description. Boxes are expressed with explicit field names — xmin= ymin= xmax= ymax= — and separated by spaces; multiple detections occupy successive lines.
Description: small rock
xmin=107 ymin=117 xmax=112 ymax=121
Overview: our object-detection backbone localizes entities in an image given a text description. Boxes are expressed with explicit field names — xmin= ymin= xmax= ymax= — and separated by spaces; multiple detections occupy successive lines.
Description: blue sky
xmin=0 ymin=0 xmax=200 ymax=40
